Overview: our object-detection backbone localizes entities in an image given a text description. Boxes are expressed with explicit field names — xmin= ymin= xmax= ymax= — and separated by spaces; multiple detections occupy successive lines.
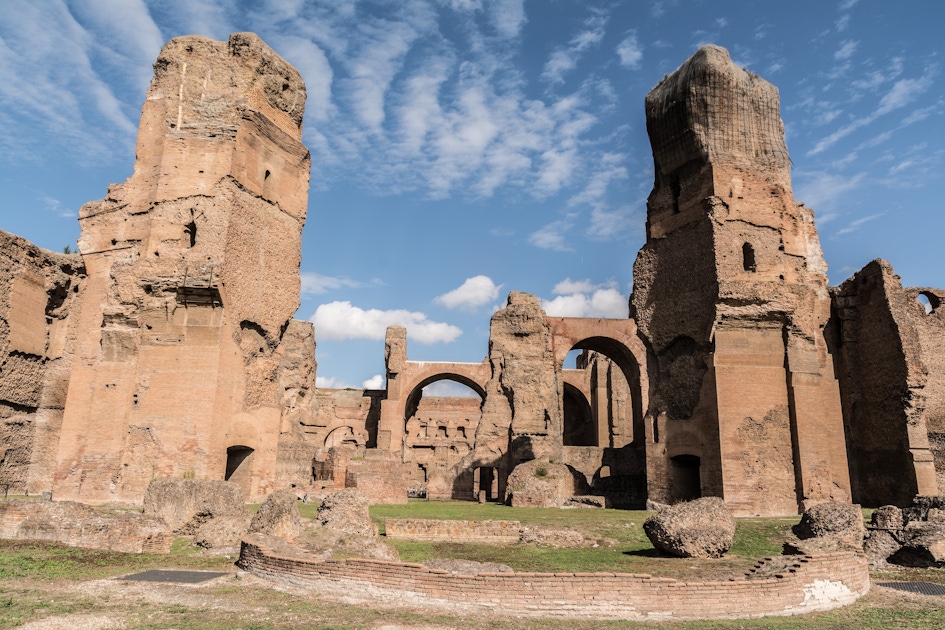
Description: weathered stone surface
xmin=314 ymin=488 xmax=376 ymax=538
xmin=506 ymin=460 xmax=584 ymax=508
xmin=793 ymin=502 xmax=865 ymax=547
xmin=863 ymin=529 xmax=902 ymax=569
xmin=0 ymin=499 xmax=171 ymax=553
xmin=632 ymin=44 xmax=851 ymax=516
xmin=478 ymin=293 xmax=562 ymax=471
xmin=249 ymin=488 xmax=301 ymax=539
xmin=51 ymin=32 xmax=313 ymax=504
xmin=830 ymin=262 xmax=942 ymax=506
xmin=889 ymin=520 xmax=945 ymax=568
xmin=643 ymin=497 xmax=735 ymax=558
xmin=0 ymin=230 xmax=85 ymax=496
xmin=871 ymin=505 xmax=904 ymax=530
xmin=143 ymin=478 xmax=250 ymax=534
xmin=294 ymin=526 xmax=399 ymax=562
xmin=194 ymin=513 xmax=253 ymax=550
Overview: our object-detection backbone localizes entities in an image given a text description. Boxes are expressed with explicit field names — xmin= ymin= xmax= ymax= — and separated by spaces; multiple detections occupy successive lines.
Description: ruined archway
xmin=401 ymin=374 xmax=485 ymax=500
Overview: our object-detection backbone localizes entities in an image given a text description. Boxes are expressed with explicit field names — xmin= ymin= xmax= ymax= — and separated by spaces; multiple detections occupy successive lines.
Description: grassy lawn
xmin=1 ymin=499 xmax=943 ymax=628
xmin=363 ymin=499 xmax=795 ymax=578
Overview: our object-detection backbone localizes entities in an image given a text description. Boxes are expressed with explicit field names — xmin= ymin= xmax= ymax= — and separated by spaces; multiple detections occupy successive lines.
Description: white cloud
xmin=616 ymin=33 xmax=643 ymax=69
xmin=316 ymin=376 xmax=354 ymax=389
xmin=362 ymin=374 xmax=386 ymax=389
xmin=528 ymin=218 xmax=575 ymax=251
xmin=435 ymin=275 xmax=501 ymax=309
xmin=808 ymin=67 xmax=935 ymax=156
xmin=422 ymin=380 xmax=481 ymax=397
xmin=490 ymin=0 xmax=526 ymax=38
xmin=541 ymin=11 xmax=608 ymax=84
xmin=833 ymin=212 xmax=883 ymax=238
xmin=552 ymin=278 xmax=601 ymax=295
xmin=301 ymin=272 xmax=374 ymax=295
xmin=794 ymin=171 xmax=866 ymax=212
xmin=542 ymin=288 xmax=627 ymax=318
xmin=312 ymin=301 xmax=462 ymax=344
xmin=834 ymin=40 xmax=858 ymax=61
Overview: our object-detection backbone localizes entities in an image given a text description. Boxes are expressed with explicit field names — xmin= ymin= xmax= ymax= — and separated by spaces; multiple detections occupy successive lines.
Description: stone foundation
xmin=239 ymin=534 xmax=869 ymax=620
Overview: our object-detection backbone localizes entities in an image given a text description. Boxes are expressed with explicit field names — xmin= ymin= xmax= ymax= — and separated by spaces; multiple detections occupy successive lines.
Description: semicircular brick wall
xmin=238 ymin=534 xmax=870 ymax=621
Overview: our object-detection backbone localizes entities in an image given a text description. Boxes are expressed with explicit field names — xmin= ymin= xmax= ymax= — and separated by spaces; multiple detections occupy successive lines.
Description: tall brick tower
xmin=53 ymin=34 xmax=314 ymax=503
xmin=631 ymin=45 xmax=851 ymax=515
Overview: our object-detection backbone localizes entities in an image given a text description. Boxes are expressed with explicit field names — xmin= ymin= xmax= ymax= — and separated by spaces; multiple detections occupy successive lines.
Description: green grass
xmin=365 ymin=499 xmax=793 ymax=577
xmin=0 ymin=538 xmax=234 ymax=581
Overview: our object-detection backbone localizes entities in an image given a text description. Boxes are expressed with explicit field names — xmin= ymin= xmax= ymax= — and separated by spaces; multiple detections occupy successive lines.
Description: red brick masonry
xmin=238 ymin=533 xmax=870 ymax=620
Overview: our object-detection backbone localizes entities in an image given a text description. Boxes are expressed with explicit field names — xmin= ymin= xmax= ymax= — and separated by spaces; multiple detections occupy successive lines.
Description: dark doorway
xmin=669 ymin=454 xmax=701 ymax=502
xmin=225 ymin=445 xmax=254 ymax=495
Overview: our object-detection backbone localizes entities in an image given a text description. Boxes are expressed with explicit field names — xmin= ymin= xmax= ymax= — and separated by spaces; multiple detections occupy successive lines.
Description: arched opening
xmin=559 ymin=337 xmax=644 ymax=449
xmin=224 ymin=445 xmax=254 ymax=496
xmin=403 ymin=374 xmax=485 ymax=500
xmin=324 ymin=425 xmax=359 ymax=449
xmin=669 ymin=454 xmax=701 ymax=502
xmin=742 ymin=242 xmax=756 ymax=272
xmin=918 ymin=291 xmax=939 ymax=315
xmin=563 ymin=382 xmax=595 ymax=446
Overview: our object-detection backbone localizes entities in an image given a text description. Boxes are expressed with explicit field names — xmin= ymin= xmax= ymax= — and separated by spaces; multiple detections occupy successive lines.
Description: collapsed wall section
xmin=829 ymin=260 xmax=942 ymax=505
xmin=0 ymin=231 xmax=85 ymax=494
xmin=52 ymin=33 xmax=313 ymax=504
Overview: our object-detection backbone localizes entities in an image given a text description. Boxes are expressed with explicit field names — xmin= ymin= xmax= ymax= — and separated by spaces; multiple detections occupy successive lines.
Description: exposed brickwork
xmin=239 ymin=534 xmax=870 ymax=620
xmin=385 ymin=518 xmax=521 ymax=543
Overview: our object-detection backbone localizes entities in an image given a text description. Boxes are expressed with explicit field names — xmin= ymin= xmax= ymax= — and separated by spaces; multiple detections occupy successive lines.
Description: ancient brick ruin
xmin=0 ymin=37 xmax=942 ymax=515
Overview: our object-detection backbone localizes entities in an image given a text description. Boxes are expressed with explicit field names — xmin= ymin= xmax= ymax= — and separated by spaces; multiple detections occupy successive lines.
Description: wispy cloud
xmin=808 ymin=65 xmax=937 ymax=155
xmin=616 ymin=32 xmax=643 ymax=69
xmin=794 ymin=171 xmax=867 ymax=212
xmin=435 ymin=275 xmax=502 ymax=309
xmin=832 ymin=212 xmax=883 ymax=238
xmin=834 ymin=40 xmax=858 ymax=61
xmin=529 ymin=217 xmax=576 ymax=251
xmin=312 ymin=301 xmax=462 ymax=344
xmin=541 ymin=10 xmax=608 ymax=84
xmin=301 ymin=272 xmax=377 ymax=295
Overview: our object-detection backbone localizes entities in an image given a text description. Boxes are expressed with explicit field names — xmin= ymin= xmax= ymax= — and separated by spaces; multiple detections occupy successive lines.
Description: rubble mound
xmin=506 ymin=460 xmax=585 ymax=508
xmin=143 ymin=478 xmax=250 ymax=534
xmin=249 ymin=488 xmax=301 ymax=539
xmin=889 ymin=521 xmax=945 ymax=568
xmin=0 ymin=499 xmax=171 ymax=553
xmin=793 ymin=502 xmax=864 ymax=546
xmin=871 ymin=505 xmax=904 ymax=529
xmin=423 ymin=558 xmax=513 ymax=575
xmin=195 ymin=514 xmax=253 ymax=550
xmin=315 ymin=488 xmax=376 ymax=538
xmin=643 ymin=497 xmax=735 ymax=558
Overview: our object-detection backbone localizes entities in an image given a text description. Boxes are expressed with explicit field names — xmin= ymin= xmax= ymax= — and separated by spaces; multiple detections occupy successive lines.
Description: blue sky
xmin=0 ymin=1 xmax=942 ymax=391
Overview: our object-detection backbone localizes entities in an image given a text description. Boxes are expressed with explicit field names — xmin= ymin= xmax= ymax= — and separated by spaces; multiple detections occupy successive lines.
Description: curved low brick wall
xmin=239 ymin=533 xmax=870 ymax=620
xmin=385 ymin=518 xmax=521 ymax=542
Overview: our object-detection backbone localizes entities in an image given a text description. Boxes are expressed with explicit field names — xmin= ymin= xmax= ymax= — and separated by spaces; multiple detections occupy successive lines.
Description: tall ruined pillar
xmin=631 ymin=45 xmax=850 ymax=515
xmin=477 ymin=292 xmax=562 ymax=497
xmin=52 ymin=33 xmax=312 ymax=503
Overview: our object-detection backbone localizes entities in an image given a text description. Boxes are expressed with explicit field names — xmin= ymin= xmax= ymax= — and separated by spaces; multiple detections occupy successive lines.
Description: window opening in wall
xmin=457 ymin=426 xmax=466 ymax=439
xmin=670 ymin=176 xmax=681 ymax=214
xmin=918 ymin=292 xmax=939 ymax=315
xmin=476 ymin=466 xmax=496 ymax=501
xmin=224 ymin=445 xmax=254 ymax=496
xmin=437 ymin=425 xmax=447 ymax=438
xmin=742 ymin=242 xmax=756 ymax=272
xmin=184 ymin=221 xmax=197 ymax=248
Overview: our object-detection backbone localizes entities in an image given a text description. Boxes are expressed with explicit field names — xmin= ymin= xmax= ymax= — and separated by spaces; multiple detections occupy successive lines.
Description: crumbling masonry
xmin=0 ymin=37 xmax=942 ymax=513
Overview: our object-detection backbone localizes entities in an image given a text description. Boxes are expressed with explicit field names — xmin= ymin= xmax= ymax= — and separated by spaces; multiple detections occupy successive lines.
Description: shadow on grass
xmin=622 ymin=548 xmax=664 ymax=557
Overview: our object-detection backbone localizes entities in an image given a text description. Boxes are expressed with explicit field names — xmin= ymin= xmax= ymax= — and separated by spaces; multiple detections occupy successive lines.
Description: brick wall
xmin=385 ymin=518 xmax=521 ymax=542
xmin=239 ymin=533 xmax=869 ymax=620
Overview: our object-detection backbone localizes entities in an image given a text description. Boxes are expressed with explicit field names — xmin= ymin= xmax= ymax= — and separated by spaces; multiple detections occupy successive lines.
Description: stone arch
xmin=224 ymin=444 xmax=254 ymax=497
xmin=547 ymin=318 xmax=648 ymax=448
xmin=324 ymin=425 xmax=360 ymax=449
xmin=403 ymin=373 xmax=486 ymax=428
